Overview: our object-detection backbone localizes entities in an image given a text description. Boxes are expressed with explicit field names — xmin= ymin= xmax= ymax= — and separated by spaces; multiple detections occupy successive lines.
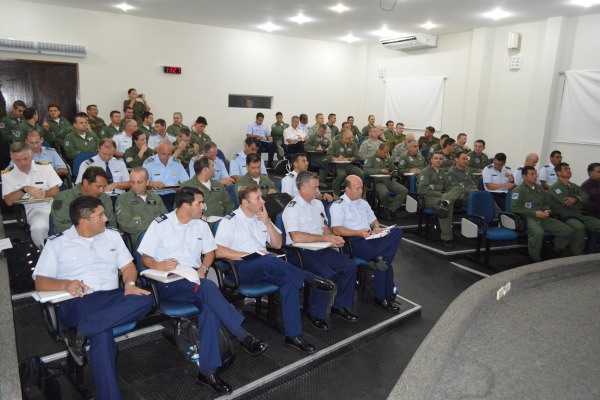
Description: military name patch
xmin=512 ymin=193 xmax=519 ymax=199
xmin=287 ymin=200 xmax=296 ymax=208
xmin=154 ymin=214 xmax=168 ymax=223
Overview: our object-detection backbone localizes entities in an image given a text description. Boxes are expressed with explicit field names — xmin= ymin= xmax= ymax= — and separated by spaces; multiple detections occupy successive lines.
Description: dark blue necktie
xmin=105 ymin=162 xmax=113 ymax=184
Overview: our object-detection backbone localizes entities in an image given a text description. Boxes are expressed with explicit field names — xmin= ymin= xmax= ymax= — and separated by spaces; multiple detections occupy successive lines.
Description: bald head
xmin=524 ymin=153 xmax=539 ymax=167
xmin=344 ymin=175 xmax=364 ymax=200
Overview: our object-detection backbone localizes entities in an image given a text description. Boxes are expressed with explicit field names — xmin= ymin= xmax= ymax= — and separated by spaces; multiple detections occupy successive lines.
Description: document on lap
xmin=141 ymin=266 xmax=200 ymax=285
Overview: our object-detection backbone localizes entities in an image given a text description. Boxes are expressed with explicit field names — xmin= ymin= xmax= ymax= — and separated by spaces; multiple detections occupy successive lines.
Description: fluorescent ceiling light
xmin=258 ymin=22 xmax=281 ymax=32
xmin=421 ymin=21 xmax=438 ymax=30
xmin=340 ymin=34 xmax=360 ymax=43
xmin=372 ymin=27 xmax=399 ymax=38
xmin=331 ymin=4 xmax=349 ymax=13
xmin=571 ymin=0 xmax=600 ymax=6
xmin=115 ymin=3 xmax=134 ymax=12
xmin=483 ymin=8 xmax=511 ymax=20
xmin=289 ymin=14 xmax=312 ymax=24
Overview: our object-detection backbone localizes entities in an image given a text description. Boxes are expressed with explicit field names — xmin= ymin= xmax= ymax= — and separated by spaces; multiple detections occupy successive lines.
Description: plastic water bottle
xmin=392 ymin=283 xmax=398 ymax=296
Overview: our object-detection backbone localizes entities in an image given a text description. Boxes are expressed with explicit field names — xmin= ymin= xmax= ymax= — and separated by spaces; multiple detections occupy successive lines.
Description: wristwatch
xmin=126 ymin=281 xmax=136 ymax=287
xmin=20 ymin=187 xmax=27 ymax=194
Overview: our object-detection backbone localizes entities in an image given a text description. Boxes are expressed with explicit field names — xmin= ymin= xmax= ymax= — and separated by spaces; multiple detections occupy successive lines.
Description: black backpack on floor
xmin=357 ymin=265 xmax=376 ymax=303
xmin=5 ymin=239 xmax=41 ymax=292
xmin=173 ymin=318 xmax=236 ymax=370
xmin=19 ymin=355 xmax=62 ymax=400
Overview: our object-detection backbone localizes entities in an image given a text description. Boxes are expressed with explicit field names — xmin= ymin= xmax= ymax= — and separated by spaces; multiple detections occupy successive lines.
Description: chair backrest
xmin=72 ymin=152 xmax=98 ymax=177
xmin=135 ymin=231 xmax=147 ymax=274
xmin=478 ymin=176 xmax=485 ymax=191
xmin=216 ymin=149 xmax=227 ymax=164
xmin=275 ymin=212 xmax=287 ymax=245
xmin=275 ymin=179 xmax=282 ymax=192
xmin=324 ymin=202 xmax=332 ymax=228
xmin=409 ymin=173 xmax=419 ymax=194
xmin=158 ymin=192 xmax=177 ymax=212
xmin=211 ymin=220 xmax=221 ymax=237
xmin=504 ymin=190 xmax=513 ymax=212
xmin=228 ymin=185 xmax=239 ymax=208
xmin=419 ymin=148 xmax=429 ymax=159
xmin=467 ymin=191 xmax=496 ymax=223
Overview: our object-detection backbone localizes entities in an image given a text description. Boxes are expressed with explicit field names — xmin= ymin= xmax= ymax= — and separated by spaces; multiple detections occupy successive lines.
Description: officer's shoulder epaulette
xmin=46 ymin=147 xmax=57 ymax=153
xmin=232 ymin=153 xmax=240 ymax=160
xmin=48 ymin=232 xmax=63 ymax=240
xmin=334 ymin=198 xmax=343 ymax=204
xmin=1 ymin=166 xmax=14 ymax=174
xmin=285 ymin=172 xmax=294 ymax=177
xmin=154 ymin=214 xmax=168 ymax=223
xmin=85 ymin=157 xmax=94 ymax=164
xmin=517 ymin=166 xmax=523 ymax=170
xmin=35 ymin=161 xmax=51 ymax=165
xmin=172 ymin=158 xmax=181 ymax=164
xmin=543 ymin=164 xmax=550 ymax=168
xmin=287 ymin=200 xmax=296 ymax=208
xmin=225 ymin=212 xmax=236 ymax=220
xmin=143 ymin=157 xmax=153 ymax=163
xmin=505 ymin=166 xmax=512 ymax=170
xmin=106 ymin=226 xmax=119 ymax=232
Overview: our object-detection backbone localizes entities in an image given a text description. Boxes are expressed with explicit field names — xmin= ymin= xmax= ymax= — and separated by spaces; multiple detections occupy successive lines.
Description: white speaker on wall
xmin=507 ymin=32 xmax=521 ymax=50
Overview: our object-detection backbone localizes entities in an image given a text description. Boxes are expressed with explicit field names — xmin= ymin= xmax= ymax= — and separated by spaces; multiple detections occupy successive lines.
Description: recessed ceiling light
xmin=340 ymin=34 xmax=360 ymax=43
xmin=421 ymin=21 xmax=438 ymax=30
xmin=289 ymin=14 xmax=312 ymax=24
xmin=571 ymin=0 xmax=600 ymax=6
xmin=258 ymin=22 xmax=281 ymax=32
xmin=115 ymin=3 xmax=134 ymax=12
xmin=331 ymin=4 xmax=349 ymax=13
xmin=372 ymin=27 xmax=400 ymax=38
xmin=483 ymin=8 xmax=511 ymax=20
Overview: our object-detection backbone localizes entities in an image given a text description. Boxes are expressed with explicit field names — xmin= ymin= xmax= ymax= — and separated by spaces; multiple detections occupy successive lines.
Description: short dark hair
xmin=110 ymin=110 xmax=121 ymax=117
xmin=396 ymin=122 xmax=404 ymax=127
xmin=123 ymin=106 xmax=133 ymax=112
xmin=425 ymin=126 xmax=435 ymax=133
xmin=244 ymin=137 xmax=261 ymax=148
xmin=386 ymin=120 xmax=393 ymax=126
xmin=587 ymin=163 xmax=600 ymax=173
xmin=256 ymin=112 xmax=264 ymax=119
xmin=179 ymin=127 xmax=191 ymax=137
xmin=82 ymin=166 xmax=109 ymax=183
xmin=202 ymin=141 xmax=217 ymax=153
xmin=70 ymin=196 xmax=102 ymax=227
xmin=47 ymin=104 xmax=59 ymax=111
xmin=175 ymin=186 xmax=203 ymax=209
xmin=132 ymin=130 xmax=146 ymax=142
xmin=521 ymin=165 xmax=536 ymax=177
xmin=328 ymin=113 xmax=336 ymax=119
xmin=155 ymin=118 xmax=166 ymax=127
xmin=127 ymin=88 xmax=136 ymax=95
xmin=98 ymin=138 xmax=116 ymax=149
xmin=555 ymin=162 xmax=569 ymax=173
xmin=86 ymin=104 xmax=97 ymax=111
xmin=275 ymin=112 xmax=283 ymax=117
xmin=494 ymin=153 xmax=507 ymax=163
xmin=195 ymin=116 xmax=208 ymax=125
xmin=550 ymin=150 xmax=562 ymax=158
xmin=456 ymin=151 xmax=468 ymax=159
xmin=246 ymin=153 xmax=262 ymax=166
xmin=439 ymin=134 xmax=450 ymax=141
xmin=13 ymin=100 xmax=27 ymax=108
xmin=130 ymin=166 xmax=149 ymax=180
xmin=347 ymin=116 xmax=354 ymax=121
xmin=291 ymin=153 xmax=307 ymax=164
xmin=23 ymin=107 xmax=37 ymax=120
xmin=457 ymin=133 xmax=467 ymax=140
xmin=474 ymin=139 xmax=486 ymax=147
xmin=142 ymin=111 xmax=153 ymax=120
xmin=193 ymin=156 xmax=210 ymax=175
xmin=76 ymin=112 xmax=88 ymax=119
xmin=238 ymin=184 xmax=261 ymax=204
xmin=443 ymin=138 xmax=456 ymax=148
xmin=379 ymin=143 xmax=390 ymax=151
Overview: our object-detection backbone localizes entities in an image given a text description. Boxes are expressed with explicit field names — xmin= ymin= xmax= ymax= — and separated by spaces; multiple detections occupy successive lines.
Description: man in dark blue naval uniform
xmin=138 ymin=186 xmax=267 ymax=394
xmin=330 ymin=175 xmax=402 ymax=311
xmin=215 ymin=184 xmax=334 ymax=353
xmin=282 ymin=171 xmax=359 ymax=329
xmin=33 ymin=196 xmax=154 ymax=400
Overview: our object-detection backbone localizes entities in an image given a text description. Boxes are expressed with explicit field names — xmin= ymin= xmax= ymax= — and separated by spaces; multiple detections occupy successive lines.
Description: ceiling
xmin=20 ymin=0 xmax=600 ymax=44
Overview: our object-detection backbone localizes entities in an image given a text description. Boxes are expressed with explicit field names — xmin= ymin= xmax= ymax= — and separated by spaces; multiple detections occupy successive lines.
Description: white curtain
xmin=383 ymin=77 xmax=445 ymax=130
xmin=556 ymin=70 xmax=600 ymax=145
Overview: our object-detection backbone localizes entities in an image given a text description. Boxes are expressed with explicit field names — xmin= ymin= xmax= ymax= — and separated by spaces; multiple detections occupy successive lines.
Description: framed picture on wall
xmin=228 ymin=94 xmax=272 ymax=109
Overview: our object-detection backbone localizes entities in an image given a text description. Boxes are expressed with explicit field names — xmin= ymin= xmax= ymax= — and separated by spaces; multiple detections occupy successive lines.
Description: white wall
xmin=0 ymin=0 xmax=366 ymax=157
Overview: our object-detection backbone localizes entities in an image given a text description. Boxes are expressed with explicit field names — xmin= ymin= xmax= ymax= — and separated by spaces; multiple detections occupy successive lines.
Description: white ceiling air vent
xmin=0 ymin=38 xmax=86 ymax=58
xmin=381 ymin=33 xmax=438 ymax=51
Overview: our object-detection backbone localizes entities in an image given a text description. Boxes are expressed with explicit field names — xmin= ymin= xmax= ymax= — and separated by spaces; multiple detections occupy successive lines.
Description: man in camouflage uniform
xmin=363 ymin=143 xmax=407 ymax=219
xmin=359 ymin=125 xmax=385 ymax=160
xmin=548 ymin=162 xmax=600 ymax=254
xmin=387 ymin=123 xmax=406 ymax=151
xmin=51 ymin=167 xmax=117 ymax=233
xmin=234 ymin=153 xmax=277 ymax=197
xmin=327 ymin=130 xmax=364 ymax=198
xmin=397 ymin=140 xmax=426 ymax=175
xmin=86 ymin=104 xmax=106 ymax=136
xmin=346 ymin=116 xmax=361 ymax=141
xmin=191 ymin=116 xmax=212 ymax=148
xmin=511 ymin=166 xmax=579 ymax=262
xmin=326 ymin=114 xmax=340 ymax=140
xmin=172 ymin=127 xmax=199 ymax=170
xmin=361 ymin=115 xmax=376 ymax=138
xmin=181 ymin=156 xmax=235 ymax=222
xmin=115 ymin=167 xmax=167 ymax=246
xmin=467 ymin=139 xmax=489 ymax=172
xmin=305 ymin=124 xmax=332 ymax=186
xmin=166 ymin=112 xmax=190 ymax=137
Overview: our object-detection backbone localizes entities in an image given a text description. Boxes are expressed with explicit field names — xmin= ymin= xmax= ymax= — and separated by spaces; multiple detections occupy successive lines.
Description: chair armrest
xmin=466 ymin=214 xmax=487 ymax=233
xmin=499 ymin=212 xmax=521 ymax=231
xmin=40 ymin=302 xmax=60 ymax=342
xmin=16 ymin=204 xmax=28 ymax=228
xmin=214 ymin=258 xmax=239 ymax=291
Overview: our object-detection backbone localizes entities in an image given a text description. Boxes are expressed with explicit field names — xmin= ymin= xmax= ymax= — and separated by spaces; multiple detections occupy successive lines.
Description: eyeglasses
xmin=85 ymin=212 xmax=106 ymax=220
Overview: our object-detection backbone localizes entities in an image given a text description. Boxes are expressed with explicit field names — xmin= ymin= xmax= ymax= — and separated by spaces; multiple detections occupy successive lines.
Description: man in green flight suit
xmin=417 ymin=126 xmax=439 ymax=151
xmin=547 ymin=162 xmax=600 ymax=254
xmin=467 ymin=139 xmax=489 ymax=172
xmin=115 ymin=167 xmax=167 ymax=246
xmin=63 ymin=115 xmax=99 ymax=162
xmin=44 ymin=104 xmax=73 ymax=148
xmin=363 ymin=143 xmax=407 ymax=220
xmin=191 ymin=116 xmax=212 ymax=148
xmin=100 ymin=111 xmax=122 ymax=139
xmin=123 ymin=130 xmax=153 ymax=168
xmin=397 ymin=140 xmax=427 ymax=175
xmin=51 ymin=167 xmax=117 ymax=233
xmin=305 ymin=124 xmax=332 ymax=186
xmin=181 ymin=156 xmax=235 ymax=222
xmin=0 ymin=100 xmax=26 ymax=143
xmin=86 ymin=104 xmax=106 ymax=136
xmin=511 ymin=166 xmax=580 ymax=262
xmin=270 ymin=112 xmax=289 ymax=147
xmin=327 ymin=130 xmax=364 ymax=198
xmin=234 ymin=153 xmax=278 ymax=197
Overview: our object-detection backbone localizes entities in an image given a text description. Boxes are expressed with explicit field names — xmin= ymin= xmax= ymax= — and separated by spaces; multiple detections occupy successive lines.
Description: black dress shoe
xmin=284 ymin=336 xmax=316 ymax=353
xmin=331 ymin=307 xmax=359 ymax=322
xmin=197 ymin=372 xmax=232 ymax=394
xmin=61 ymin=327 xmax=87 ymax=367
xmin=374 ymin=298 xmax=400 ymax=312
xmin=433 ymin=200 xmax=450 ymax=219
xmin=306 ymin=276 xmax=335 ymax=292
xmin=441 ymin=240 xmax=455 ymax=249
xmin=241 ymin=334 xmax=268 ymax=356
xmin=306 ymin=313 xmax=330 ymax=330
